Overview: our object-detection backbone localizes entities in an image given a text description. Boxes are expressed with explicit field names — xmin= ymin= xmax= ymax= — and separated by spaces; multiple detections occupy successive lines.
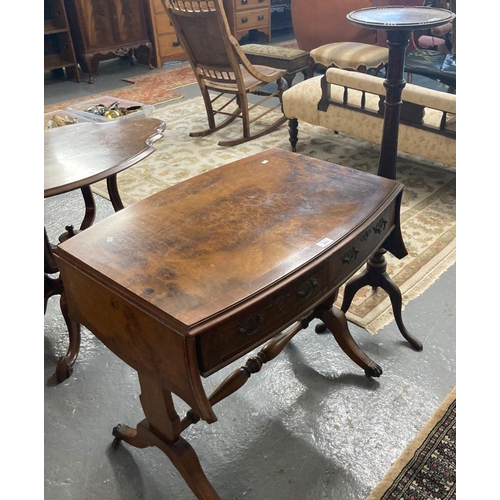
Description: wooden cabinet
xmin=64 ymin=0 xmax=153 ymax=83
xmin=44 ymin=0 xmax=80 ymax=81
xmin=139 ymin=0 xmax=187 ymax=68
xmin=223 ymin=0 xmax=271 ymax=43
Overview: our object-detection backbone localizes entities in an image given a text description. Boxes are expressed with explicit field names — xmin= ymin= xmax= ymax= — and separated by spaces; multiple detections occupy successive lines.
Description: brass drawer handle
xmin=297 ymin=279 xmax=318 ymax=299
xmin=241 ymin=0 xmax=248 ymax=4
xmin=341 ymin=247 xmax=360 ymax=265
xmin=373 ymin=217 xmax=388 ymax=234
xmin=241 ymin=17 xmax=248 ymax=23
xmin=258 ymin=15 xmax=264 ymax=21
xmin=238 ymin=314 xmax=264 ymax=336
xmin=172 ymin=40 xmax=180 ymax=47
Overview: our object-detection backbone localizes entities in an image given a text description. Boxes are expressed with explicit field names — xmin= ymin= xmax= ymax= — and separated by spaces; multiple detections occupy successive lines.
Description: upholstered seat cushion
xmin=310 ymin=42 xmax=389 ymax=72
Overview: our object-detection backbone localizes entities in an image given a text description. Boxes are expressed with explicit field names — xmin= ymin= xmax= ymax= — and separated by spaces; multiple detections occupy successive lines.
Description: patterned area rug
xmin=121 ymin=61 xmax=194 ymax=88
xmin=44 ymin=39 xmax=299 ymax=113
xmin=91 ymin=96 xmax=456 ymax=334
xmin=367 ymin=387 xmax=456 ymax=500
xmin=43 ymin=64 xmax=193 ymax=113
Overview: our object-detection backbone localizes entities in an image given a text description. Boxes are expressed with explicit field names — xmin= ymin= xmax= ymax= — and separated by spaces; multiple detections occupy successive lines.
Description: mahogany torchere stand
xmin=317 ymin=6 xmax=456 ymax=349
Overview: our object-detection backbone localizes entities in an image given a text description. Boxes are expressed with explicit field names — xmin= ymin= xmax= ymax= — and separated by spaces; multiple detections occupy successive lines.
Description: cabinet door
xmin=115 ymin=0 xmax=149 ymax=45
xmin=66 ymin=0 xmax=116 ymax=50
xmin=67 ymin=0 xmax=149 ymax=51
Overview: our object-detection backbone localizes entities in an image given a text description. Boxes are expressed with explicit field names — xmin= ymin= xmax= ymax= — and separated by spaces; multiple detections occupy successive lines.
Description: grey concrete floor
xmin=44 ymin=33 xmax=458 ymax=500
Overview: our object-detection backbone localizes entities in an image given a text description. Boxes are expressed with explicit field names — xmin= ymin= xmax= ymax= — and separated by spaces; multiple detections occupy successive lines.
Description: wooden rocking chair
xmin=162 ymin=0 xmax=287 ymax=147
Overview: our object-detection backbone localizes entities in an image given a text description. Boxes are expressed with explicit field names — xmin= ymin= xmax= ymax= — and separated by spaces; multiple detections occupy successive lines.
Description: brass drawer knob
xmin=297 ymin=279 xmax=318 ymax=299
xmin=341 ymin=247 xmax=360 ymax=265
xmin=238 ymin=314 xmax=264 ymax=336
xmin=373 ymin=217 xmax=388 ymax=234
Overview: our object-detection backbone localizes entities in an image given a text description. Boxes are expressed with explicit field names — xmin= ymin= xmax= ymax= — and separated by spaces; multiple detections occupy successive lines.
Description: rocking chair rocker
xmin=162 ymin=0 xmax=287 ymax=147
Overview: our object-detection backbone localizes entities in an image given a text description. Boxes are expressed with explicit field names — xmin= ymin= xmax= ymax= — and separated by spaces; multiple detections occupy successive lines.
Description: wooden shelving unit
xmin=44 ymin=0 xmax=80 ymax=82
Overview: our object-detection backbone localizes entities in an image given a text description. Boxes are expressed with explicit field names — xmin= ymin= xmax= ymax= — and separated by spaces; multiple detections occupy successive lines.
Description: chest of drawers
xmin=140 ymin=0 xmax=187 ymax=67
xmin=223 ymin=0 xmax=271 ymax=42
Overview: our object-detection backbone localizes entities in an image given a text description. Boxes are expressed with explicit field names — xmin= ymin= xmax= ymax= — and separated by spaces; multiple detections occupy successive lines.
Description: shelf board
xmin=44 ymin=53 xmax=78 ymax=71
xmin=44 ymin=19 xmax=68 ymax=32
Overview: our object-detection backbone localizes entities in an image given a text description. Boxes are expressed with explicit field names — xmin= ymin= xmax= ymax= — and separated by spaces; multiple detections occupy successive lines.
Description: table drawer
xmin=197 ymin=263 xmax=329 ymax=375
xmin=234 ymin=0 xmax=270 ymax=10
xmin=235 ymin=8 xmax=269 ymax=31
xmin=155 ymin=12 xmax=176 ymax=35
xmin=158 ymin=32 xmax=184 ymax=58
xmin=329 ymin=205 xmax=395 ymax=290
xmin=152 ymin=0 xmax=167 ymax=14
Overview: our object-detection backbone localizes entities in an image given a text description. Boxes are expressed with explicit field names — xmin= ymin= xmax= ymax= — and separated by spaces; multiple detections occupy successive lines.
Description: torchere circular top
xmin=347 ymin=6 xmax=455 ymax=31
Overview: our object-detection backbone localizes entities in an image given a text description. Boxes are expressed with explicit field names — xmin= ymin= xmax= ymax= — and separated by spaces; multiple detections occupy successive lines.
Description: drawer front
xmin=152 ymin=0 xmax=168 ymax=14
xmin=235 ymin=8 xmax=269 ymax=31
xmin=329 ymin=205 xmax=396 ymax=291
xmin=158 ymin=32 xmax=184 ymax=57
xmin=198 ymin=263 xmax=329 ymax=374
xmin=155 ymin=12 xmax=176 ymax=35
xmin=234 ymin=0 xmax=270 ymax=10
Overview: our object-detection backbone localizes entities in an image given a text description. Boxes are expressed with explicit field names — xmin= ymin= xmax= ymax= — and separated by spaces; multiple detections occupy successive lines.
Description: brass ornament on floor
xmin=84 ymin=101 xmax=144 ymax=120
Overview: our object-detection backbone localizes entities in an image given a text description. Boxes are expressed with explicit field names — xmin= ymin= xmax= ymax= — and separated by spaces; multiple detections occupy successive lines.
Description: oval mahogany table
xmin=44 ymin=117 xmax=166 ymax=382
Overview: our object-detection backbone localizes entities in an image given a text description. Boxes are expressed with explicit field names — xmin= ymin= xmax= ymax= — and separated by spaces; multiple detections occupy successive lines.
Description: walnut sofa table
xmin=54 ymin=148 xmax=410 ymax=499
xmin=45 ymin=117 xmax=166 ymax=382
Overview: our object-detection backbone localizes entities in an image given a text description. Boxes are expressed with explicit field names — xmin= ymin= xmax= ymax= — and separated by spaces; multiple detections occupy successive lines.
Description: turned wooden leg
xmin=112 ymin=373 xmax=220 ymax=500
xmin=315 ymin=304 xmax=382 ymax=377
xmin=288 ymin=118 xmax=298 ymax=152
xmin=182 ymin=313 xmax=317 ymax=431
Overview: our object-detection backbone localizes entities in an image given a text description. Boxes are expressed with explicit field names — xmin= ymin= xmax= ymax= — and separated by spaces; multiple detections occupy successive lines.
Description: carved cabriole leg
xmin=106 ymin=174 xmax=125 ymax=212
xmin=55 ymin=291 xmax=82 ymax=383
xmin=112 ymin=373 xmax=220 ymax=500
xmin=288 ymin=118 xmax=298 ymax=152
xmin=341 ymin=248 xmax=423 ymax=351
xmin=79 ymin=185 xmax=96 ymax=230
xmin=45 ymin=228 xmax=82 ymax=383
xmin=314 ymin=304 xmax=382 ymax=378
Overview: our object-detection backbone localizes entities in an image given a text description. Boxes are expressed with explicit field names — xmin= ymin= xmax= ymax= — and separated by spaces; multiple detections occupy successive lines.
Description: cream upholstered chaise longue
xmin=282 ymin=68 xmax=456 ymax=167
